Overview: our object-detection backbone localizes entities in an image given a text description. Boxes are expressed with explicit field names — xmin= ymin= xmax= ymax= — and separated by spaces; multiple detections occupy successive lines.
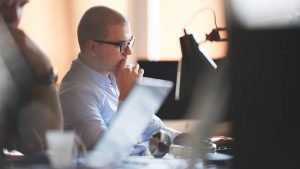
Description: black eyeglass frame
xmin=93 ymin=36 xmax=135 ymax=53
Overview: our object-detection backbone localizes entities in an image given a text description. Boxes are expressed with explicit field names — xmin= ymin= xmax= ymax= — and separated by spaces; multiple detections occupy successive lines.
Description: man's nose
xmin=122 ymin=46 xmax=132 ymax=56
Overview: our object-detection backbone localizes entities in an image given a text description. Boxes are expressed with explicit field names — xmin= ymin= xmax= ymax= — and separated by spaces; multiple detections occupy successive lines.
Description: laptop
xmin=85 ymin=77 xmax=173 ymax=167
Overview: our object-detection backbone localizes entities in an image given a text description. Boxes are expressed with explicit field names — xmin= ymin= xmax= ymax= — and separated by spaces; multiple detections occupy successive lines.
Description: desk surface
xmin=163 ymin=120 xmax=232 ymax=136
xmin=1 ymin=156 xmax=188 ymax=169
xmin=2 ymin=153 xmax=232 ymax=169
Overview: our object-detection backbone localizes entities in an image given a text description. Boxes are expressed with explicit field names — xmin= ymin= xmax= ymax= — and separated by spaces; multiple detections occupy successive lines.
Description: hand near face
xmin=115 ymin=59 xmax=144 ymax=101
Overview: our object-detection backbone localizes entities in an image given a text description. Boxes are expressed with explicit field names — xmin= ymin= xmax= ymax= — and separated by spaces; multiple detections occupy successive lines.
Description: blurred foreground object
xmin=225 ymin=0 xmax=300 ymax=168
xmin=0 ymin=0 xmax=62 ymax=161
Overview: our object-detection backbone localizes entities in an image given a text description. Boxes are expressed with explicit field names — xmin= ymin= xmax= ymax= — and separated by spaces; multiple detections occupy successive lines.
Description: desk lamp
xmin=175 ymin=8 xmax=226 ymax=101
xmin=176 ymin=30 xmax=217 ymax=101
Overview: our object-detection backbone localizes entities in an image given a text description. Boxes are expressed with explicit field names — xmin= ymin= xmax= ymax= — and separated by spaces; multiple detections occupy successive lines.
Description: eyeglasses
xmin=93 ymin=36 xmax=135 ymax=53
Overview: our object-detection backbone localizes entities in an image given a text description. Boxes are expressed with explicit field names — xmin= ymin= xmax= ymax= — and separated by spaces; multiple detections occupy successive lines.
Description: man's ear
xmin=84 ymin=40 xmax=97 ymax=57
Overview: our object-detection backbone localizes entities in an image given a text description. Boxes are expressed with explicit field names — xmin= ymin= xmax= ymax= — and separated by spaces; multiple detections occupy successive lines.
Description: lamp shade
xmin=177 ymin=33 xmax=217 ymax=100
xmin=180 ymin=33 xmax=217 ymax=70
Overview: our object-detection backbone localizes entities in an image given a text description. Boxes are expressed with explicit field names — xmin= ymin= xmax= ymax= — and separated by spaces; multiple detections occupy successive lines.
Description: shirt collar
xmin=75 ymin=56 xmax=117 ymax=88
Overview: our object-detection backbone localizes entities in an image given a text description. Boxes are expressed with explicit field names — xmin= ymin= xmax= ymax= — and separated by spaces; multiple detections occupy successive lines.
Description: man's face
xmin=0 ymin=0 xmax=29 ymax=28
xmin=93 ymin=23 xmax=133 ymax=72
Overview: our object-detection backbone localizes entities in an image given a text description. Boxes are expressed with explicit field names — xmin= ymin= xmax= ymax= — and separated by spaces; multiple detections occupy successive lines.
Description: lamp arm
xmin=184 ymin=7 xmax=218 ymax=34
xmin=205 ymin=27 xmax=228 ymax=42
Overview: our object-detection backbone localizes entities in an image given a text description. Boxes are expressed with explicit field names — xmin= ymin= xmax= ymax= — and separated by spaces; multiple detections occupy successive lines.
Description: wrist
xmin=34 ymin=68 xmax=58 ymax=86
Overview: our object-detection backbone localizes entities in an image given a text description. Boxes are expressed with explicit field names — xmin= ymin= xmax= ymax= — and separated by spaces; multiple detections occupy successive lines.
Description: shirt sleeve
xmin=76 ymin=120 xmax=107 ymax=150
xmin=117 ymin=100 xmax=124 ymax=110
xmin=160 ymin=124 xmax=181 ymax=142
xmin=59 ymin=87 xmax=106 ymax=149
xmin=141 ymin=115 xmax=181 ymax=142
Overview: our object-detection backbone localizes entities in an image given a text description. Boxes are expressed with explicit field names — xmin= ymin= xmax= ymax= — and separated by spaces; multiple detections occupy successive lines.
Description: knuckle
xmin=123 ymin=67 xmax=131 ymax=71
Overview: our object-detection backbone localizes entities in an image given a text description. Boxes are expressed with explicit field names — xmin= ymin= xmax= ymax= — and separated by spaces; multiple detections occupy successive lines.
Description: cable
xmin=184 ymin=7 xmax=227 ymax=42
xmin=184 ymin=7 xmax=218 ymax=34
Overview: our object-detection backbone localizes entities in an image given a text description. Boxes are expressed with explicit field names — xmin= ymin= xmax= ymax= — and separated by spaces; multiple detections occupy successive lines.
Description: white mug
xmin=46 ymin=130 xmax=77 ymax=168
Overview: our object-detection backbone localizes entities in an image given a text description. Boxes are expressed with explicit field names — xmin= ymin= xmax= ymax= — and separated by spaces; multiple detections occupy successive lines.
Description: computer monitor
xmin=225 ymin=13 xmax=300 ymax=169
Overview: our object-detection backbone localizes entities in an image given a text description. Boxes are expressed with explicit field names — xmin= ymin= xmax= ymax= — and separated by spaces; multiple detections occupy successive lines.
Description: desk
xmin=163 ymin=120 xmax=232 ymax=136
xmin=2 ymin=120 xmax=232 ymax=169
xmin=1 ymin=155 xmax=232 ymax=169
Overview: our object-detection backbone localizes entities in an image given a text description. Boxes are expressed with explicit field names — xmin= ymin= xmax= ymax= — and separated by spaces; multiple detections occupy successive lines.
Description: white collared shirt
xmin=59 ymin=56 xmax=180 ymax=153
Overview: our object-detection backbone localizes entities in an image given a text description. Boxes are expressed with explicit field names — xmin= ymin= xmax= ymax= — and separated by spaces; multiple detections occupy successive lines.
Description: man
xmin=0 ymin=0 xmax=63 ymax=156
xmin=59 ymin=6 xmax=180 ymax=155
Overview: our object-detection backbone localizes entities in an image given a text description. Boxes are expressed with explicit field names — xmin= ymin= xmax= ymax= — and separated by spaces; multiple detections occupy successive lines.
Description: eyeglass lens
xmin=121 ymin=37 xmax=134 ymax=53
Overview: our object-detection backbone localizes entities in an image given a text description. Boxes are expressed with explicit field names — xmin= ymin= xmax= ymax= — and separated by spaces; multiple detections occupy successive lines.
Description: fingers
xmin=119 ymin=58 xmax=128 ymax=69
xmin=118 ymin=60 xmax=144 ymax=77
xmin=116 ymin=62 xmax=144 ymax=100
xmin=125 ymin=64 xmax=133 ymax=70
xmin=132 ymin=63 xmax=144 ymax=77
xmin=132 ymin=63 xmax=140 ymax=73
xmin=138 ymin=68 xmax=144 ymax=77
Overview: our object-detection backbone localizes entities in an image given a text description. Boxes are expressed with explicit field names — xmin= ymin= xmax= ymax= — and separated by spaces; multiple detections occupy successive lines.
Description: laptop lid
xmin=85 ymin=77 xmax=173 ymax=167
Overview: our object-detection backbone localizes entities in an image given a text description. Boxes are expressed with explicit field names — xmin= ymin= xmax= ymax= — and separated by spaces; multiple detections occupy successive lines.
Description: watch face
xmin=35 ymin=68 xmax=57 ymax=85
xmin=53 ymin=68 xmax=58 ymax=83
xmin=149 ymin=130 xmax=171 ymax=158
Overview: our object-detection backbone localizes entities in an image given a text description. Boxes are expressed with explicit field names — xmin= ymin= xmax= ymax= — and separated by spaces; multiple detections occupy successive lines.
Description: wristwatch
xmin=35 ymin=68 xmax=58 ymax=85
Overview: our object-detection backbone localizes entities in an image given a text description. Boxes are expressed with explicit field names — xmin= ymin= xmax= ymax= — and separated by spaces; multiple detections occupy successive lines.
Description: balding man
xmin=59 ymin=6 xmax=180 ymax=155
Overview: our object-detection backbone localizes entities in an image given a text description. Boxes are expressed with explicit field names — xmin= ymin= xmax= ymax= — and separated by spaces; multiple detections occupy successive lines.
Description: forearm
xmin=17 ymin=93 xmax=63 ymax=154
xmin=17 ymin=85 xmax=64 ymax=154
xmin=142 ymin=115 xmax=181 ymax=143
xmin=75 ymin=121 xmax=107 ymax=150
xmin=32 ymin=85 xmax=63 ymax=130
xmin=160 ymin=125 xmax=181 ymax=142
